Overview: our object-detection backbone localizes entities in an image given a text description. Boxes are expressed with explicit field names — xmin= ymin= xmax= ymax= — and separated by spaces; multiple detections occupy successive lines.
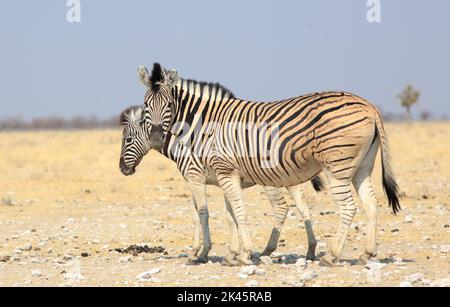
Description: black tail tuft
xmin=311 ymin=175 xmax=326 ymax=192
xmin=382 ymin=168 xmax=401 ymax=214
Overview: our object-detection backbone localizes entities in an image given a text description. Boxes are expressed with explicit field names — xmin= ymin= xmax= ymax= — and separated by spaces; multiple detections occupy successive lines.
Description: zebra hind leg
xmin=217 ymin=174 xmax=253 ymax=266
xmin=260 ymin=186 xmax=289 ymax=257
xmin=352 ymin=137 xmax=380 ymax=265
xmin=319 ymin=173 xmax=357 ymax=267
xmin=287 ymin=185 xmax=317 ymax=261
xmin=222 ymin=196 xmax=240 ymax=266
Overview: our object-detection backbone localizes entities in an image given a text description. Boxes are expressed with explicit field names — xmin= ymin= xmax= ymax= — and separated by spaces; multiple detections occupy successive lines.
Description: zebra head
xmin=137 ymin=63 xmax=179 ymax=151
xmin=119 ymin=105 xmax=151 ymax=176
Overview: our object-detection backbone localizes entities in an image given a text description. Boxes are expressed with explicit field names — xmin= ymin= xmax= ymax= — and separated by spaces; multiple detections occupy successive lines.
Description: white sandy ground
xmin=0 ymin=123 xmax=449 ymax=286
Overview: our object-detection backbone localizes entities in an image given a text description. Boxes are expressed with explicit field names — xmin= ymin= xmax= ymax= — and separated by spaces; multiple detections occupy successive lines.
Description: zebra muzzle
xmin=119 ymin=157 xmax=136 ymax=176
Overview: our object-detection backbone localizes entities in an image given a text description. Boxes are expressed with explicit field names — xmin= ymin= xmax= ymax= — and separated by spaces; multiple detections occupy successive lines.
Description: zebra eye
xmin=126 ymin=137 xmax=133 ymax=144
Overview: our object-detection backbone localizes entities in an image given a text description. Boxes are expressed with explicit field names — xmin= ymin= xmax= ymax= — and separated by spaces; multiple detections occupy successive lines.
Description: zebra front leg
xmin=189 ymin=204 xmax=202 ymax=262
xmin=217 ymin=174 xmax=253 ymax=266
xmin=287 ymin=185 xmax=317 ymax=261
xmin=222 ymin=196 xmax=241 ymax=266
xmin=261 ymin=186 xmax=289 ymax=257
xmin=187 ymin=181 xmax=211 ymax=264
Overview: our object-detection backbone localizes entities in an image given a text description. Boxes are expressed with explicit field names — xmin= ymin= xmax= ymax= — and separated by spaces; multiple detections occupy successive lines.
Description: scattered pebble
xmin=404 ymin=214 xmax=413 ymax=223
xmin=119 ymin=256 xmax=133 ymax=263
xmin=137 ymin=268 xmax=161 ymax=281
xmin=240 ymin=265 xmax=258 ymax=276
xmin=259 ymin=256 xmax=272 ymax=265
xmin=31 ymin=270 xmax=42 ymax=277
xmin=245 ymin=280 xmax=259 ymax=287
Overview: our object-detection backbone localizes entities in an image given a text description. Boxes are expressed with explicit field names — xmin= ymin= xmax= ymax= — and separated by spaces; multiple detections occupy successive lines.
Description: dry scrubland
xmin=0 ymin=123 xmax=449 ymax=287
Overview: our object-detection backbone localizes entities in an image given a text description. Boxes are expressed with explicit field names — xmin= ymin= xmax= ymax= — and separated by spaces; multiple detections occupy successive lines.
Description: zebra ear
xmin=164 ymin=69 xmax=179 ymax=88
xmin=138 ymin=66 xmax=151 ymax=88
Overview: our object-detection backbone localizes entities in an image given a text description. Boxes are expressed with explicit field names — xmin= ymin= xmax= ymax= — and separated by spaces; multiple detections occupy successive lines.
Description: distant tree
xmin=398 ymin=85 xmax=420 ymax=119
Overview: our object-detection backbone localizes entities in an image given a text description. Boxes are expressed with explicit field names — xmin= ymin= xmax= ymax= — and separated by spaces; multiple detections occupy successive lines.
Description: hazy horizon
xmin=1 ymin=1 xmax=449 ymax=120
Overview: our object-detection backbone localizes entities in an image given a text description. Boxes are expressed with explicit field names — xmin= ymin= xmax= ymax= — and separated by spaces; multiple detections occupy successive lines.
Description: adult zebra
xmin=119 ymin=105 xmax=324 ymax=265
xmin=137 ymin=63 xmax=400 ymax=266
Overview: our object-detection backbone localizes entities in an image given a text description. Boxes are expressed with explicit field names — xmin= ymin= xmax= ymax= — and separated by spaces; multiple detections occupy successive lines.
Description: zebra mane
xmin=150 ymin=63 xmax=164 ymax=92
xmin=180 ymin=79 xmax=235 ymax=100
xmin=119 ymin=105 xmax=143 ymax=125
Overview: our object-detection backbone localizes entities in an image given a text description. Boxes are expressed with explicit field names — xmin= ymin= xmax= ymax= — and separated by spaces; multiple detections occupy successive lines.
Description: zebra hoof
xmin=306 ymin=251 xmax=316 ymax=261
xmin=187 ymin=256 xmax=208 ymax=265
xmin=319 ymin=255 xmax=335 ymax=267
xmin=358 ymin=252 xmax=376 ymax=265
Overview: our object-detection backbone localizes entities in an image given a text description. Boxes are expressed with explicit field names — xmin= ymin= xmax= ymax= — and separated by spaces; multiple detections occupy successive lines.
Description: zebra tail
xmin=374 ymin=111 xmax=401 ymax=214
xmin=311 ymin=175 xmax=326 ymax=192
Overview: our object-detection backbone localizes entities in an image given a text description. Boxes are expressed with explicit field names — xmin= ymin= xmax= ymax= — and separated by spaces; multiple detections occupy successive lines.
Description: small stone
xmin=81 ymin=252 xmax=90 ymax=257
xmin=295 ymin=258 xmax=307 ymax=268
xmin=64 ymin=272 xmax=84 ymax=280
xmin=63 ymin=255 xmax=73 ymax=261
xmin=255 ymin=268 xmax=266 ymax=276
xmin=245 ymin=280 xmax=259 ymax=287
xmin=119 ymin=256 xmax=132 ymax=263
xmin=405 ymin=273 xmax=425 ymax=284
xmin=299 ymin=269 xmax=317 ymax=282
xmin=237 ymin=273 xmax=248 ymax=279
xmin=0 ymin=255 xmax=10 ymax=262
xmin=403 ymin=215 xmax=413 ymax=224
xmin=22 ymin=243 xmax=33 ymax=251
xmin=31 ymin=270 xmax=42 ymax=277
xmin=259 ymin=256 xmax=272 ymax=265
xmin=439 ymin=244 xmax=450 ymax=254
xmin=137 ymin=268 xmax=161 ymax=281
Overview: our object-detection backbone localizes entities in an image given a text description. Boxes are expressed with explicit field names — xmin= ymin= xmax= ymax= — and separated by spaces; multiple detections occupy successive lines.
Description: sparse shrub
xmin=398 ymin=85 xmax=420 ymax=119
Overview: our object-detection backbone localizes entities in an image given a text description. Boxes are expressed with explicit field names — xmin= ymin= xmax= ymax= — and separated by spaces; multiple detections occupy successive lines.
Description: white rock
xmin=439 ymin=244 xmax=450 ymax=254
xmin=405 ymin=273 xmax=425 ymax=284
xmin=63 ymin=255 xmax=73 ymax=261
xmin=259 ymin=256 xmax=272 ymax=265
xmin=67 ymin=218 xmax=75 ymax=224
xmin=20 ymin=243 xmax=33 ymax=252
xmin=399 ymin=281 xmax=413 ymax=287
xmin=119 ymin=256 xmax=132 ymax=263
xmin=237 ymin=273 xmax=248 ymax=279
xmin=295 ymin=258 xmax=307 ymax=268
xmin=64 ymin=272 xmax=84 ymax=280
xmin=255 ymin=268 xmax=266 ymax=276
xmin=299 ymin=269 xmax=317 ymax=281
xmin=404 ymin=214 xmax=413 ymax=223
xmin=31 ymin=270 xmax=42 ymax=277
xmin=137 ymin=268 xmax=161 ymax=281
xmin=245 ymin=280 xmax=259 ymax=287
xmin=282 ymin=276 xmax=304 ymax=287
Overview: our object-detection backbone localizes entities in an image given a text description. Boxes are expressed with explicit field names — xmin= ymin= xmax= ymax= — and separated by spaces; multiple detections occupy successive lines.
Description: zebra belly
xmin=236 ymin=156 xmax=322 ymax=188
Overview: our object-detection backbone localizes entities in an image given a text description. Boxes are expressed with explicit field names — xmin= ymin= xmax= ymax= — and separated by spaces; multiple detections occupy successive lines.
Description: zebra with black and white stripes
xmin=119 ymin=104 xmax=323 ymax=264
xmin=136 ymin=63 xmax=401 ymax=266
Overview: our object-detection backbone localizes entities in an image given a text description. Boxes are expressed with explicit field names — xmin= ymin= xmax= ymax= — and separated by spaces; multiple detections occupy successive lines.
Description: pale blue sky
xmin=0 ymin=0 xmax=449 ymax=119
